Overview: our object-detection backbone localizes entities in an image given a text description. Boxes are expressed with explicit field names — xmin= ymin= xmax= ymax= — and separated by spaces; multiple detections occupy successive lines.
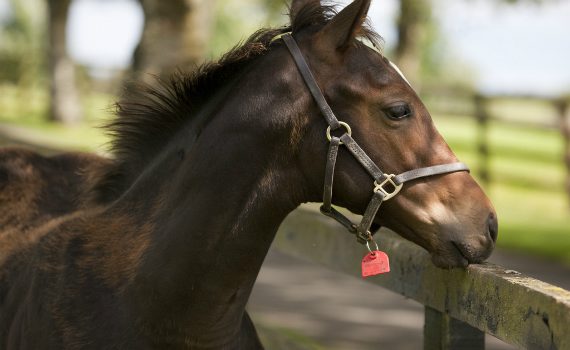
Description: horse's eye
xmin=384 ymin=104 xmax=412 ymax=120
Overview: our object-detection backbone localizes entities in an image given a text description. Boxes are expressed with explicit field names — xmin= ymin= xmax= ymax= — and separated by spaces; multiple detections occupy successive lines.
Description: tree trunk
xmin=133 ymin=0 xmax=215 ymax=80
xmin=395 ymin=0 xmax=431 ymax=91
xmin=47 ymin=0 xmax=82 ymax=125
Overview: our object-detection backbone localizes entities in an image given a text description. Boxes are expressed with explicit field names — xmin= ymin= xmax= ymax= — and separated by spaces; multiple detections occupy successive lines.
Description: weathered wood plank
xmin=274 ymin=208 xmax=570 ymax=350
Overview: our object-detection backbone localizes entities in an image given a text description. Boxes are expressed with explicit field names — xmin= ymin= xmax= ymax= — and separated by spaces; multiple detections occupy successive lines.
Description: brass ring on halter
xmin=326 ymin=121 xmax=352 ymax=144
xmin=366 ymin=237 xmax=379 ymax=254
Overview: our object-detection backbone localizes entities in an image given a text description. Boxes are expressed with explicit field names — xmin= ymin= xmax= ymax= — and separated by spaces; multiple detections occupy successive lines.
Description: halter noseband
xmin=282 ymin=34 xmax=470 ymax=244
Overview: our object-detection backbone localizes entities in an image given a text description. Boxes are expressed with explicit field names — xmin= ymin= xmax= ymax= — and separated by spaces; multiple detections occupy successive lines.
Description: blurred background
xmin=0 ymin=0 xmax=568 ymax=347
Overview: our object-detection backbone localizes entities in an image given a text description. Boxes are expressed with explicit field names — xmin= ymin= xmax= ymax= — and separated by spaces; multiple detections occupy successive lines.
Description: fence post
xmin=424 ymin=306 xmax=485 ymax=350
xmin=556 ymin=99 xmax=570 ymax=208
xmin=474 ymin=94 xmax=490 ymax=185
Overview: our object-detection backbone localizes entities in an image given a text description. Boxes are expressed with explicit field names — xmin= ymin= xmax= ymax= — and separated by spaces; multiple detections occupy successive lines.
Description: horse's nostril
xmin=487 ymin=213 xmax=498 ymax=243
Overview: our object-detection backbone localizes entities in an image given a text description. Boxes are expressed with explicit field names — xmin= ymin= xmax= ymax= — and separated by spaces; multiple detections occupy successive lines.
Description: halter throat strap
xmin=282 ymin=34 xmax=469 ymax=244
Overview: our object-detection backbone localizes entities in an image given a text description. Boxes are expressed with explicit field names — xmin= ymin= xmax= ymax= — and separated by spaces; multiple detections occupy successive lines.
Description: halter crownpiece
xmin=281 ymin=33 xmax=470 ymax=244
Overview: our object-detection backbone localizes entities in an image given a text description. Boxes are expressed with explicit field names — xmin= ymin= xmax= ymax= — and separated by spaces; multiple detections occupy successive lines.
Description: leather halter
xmin=282 ymin=34 xmax=470 ymax=244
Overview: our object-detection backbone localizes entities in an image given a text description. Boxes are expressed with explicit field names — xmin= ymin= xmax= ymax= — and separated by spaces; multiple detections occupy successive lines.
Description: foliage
xmin=209 ymin=0 xmax=287 ymax=59
xmin=0 ymin=0 xmax=46 ymax=84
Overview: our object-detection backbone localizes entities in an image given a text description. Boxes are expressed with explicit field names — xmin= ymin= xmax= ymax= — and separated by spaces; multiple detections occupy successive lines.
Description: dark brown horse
xmin=0 ymin=0 xmax=498 ymax=348
xmin=0 ymin=147 xmax=109 ymax=234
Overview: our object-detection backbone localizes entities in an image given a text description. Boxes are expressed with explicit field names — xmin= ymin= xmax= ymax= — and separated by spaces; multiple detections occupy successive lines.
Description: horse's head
xmin=288 ymin=0 xmax=497 ymax=268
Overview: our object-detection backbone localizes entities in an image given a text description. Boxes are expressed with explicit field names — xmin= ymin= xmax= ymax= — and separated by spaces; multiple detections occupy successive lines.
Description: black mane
xmin=91 ymin=3 xmax=382 ymax=203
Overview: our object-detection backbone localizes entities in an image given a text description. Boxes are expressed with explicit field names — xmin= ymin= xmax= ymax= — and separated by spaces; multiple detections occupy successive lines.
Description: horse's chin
xmin=430 ymin=251 xmax=469 ymax=269
xmin=430 ymin=241 xmax=487 ymax=269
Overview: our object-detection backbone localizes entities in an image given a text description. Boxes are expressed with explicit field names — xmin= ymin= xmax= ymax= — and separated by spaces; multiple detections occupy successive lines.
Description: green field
xmin=1 ymin=85 xmax=569 ymax=264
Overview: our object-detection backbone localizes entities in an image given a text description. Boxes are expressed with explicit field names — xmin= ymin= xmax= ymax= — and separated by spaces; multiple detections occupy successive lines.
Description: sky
xmin=435 ymin=0 xmax=570 ymax=95
xmin=2 ymin=0 xmax=570 ymax=95
xmin=341 ymin=0 xmax=570 ymax=95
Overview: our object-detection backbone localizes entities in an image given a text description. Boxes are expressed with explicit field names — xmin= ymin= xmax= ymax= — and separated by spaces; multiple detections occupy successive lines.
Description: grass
xmin=1 ymin=84 xmax=569 ymax=264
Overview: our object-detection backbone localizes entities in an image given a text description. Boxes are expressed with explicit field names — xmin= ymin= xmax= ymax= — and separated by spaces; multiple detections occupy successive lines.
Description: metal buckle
xmin=326 ymin=121 xmax=352 ymax=144
xmin=355 ymin=229 xmax=371 ymax=245
xmin=374 ymin=174 xmax=403 ymax=201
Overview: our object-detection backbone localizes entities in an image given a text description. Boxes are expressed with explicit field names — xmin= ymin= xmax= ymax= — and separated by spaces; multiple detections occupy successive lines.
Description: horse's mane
xmin=90 ymin=3 xmax=382 ymax=203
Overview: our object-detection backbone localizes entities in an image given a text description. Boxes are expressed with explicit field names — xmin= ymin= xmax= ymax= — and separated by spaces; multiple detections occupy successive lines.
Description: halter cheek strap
xmin=282 ymin=34 xmax=469 ymax=244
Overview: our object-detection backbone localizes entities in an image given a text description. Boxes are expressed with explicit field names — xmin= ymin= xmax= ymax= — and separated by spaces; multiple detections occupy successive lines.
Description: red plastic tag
xmin=361 ymin=250 xmax=390 ymax=278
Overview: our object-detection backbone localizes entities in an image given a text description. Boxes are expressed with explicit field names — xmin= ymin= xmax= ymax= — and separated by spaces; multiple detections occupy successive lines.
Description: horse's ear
xmin=318 ymin=0 xmax=371 ymax=51
xmin=290 ymin=0 xmax=320 ymax=21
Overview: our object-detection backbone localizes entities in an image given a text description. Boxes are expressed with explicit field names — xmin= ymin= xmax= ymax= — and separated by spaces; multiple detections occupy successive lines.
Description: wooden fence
xmin=422 ymin=86 xmax=570 ymax=204
xmin=473 ymin=94 xmax=570 ymax=202
xmin=273 ymin=208 xmax=570 ymax=349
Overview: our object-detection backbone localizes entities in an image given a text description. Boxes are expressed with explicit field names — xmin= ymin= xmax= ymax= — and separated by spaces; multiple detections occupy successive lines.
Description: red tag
xmin=361 ymin=250 xmax=390 ymax=278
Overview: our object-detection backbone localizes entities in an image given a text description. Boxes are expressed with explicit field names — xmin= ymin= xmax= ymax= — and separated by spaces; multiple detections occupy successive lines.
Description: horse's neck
xmin=115 ymin=60 xmax=307 ymax=346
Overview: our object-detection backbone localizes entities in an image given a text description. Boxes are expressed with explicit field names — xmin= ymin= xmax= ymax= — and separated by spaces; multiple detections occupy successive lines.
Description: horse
xmin=0 ymin=147 xmax=110 ymax=234
xmin=0 ymin=0 xmax=498 ymax=348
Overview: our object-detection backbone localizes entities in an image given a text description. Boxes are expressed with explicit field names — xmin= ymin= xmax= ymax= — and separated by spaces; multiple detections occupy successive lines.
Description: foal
xmin=0 ymin=0 xmax=497 ymax=348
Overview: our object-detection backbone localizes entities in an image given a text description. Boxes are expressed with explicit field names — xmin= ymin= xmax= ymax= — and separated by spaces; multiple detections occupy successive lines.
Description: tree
xmin=394 ymin=0 xmax=550 ymax=90
xmin=46 ymin=0 xmax=82 ymax=124
xmin=394 ymin=0 xmax=432 ymax=91
xmin=133 ymin=0 xmax=216 ymax=80
xmin=0 ymin=0 xmax=44 ymax=84
xmin=260 ymin=0 xmax=287 ymax=24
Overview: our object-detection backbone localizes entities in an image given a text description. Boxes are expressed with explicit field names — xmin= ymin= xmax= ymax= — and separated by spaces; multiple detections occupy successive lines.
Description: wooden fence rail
xmin=274 ymin=208 xmax=570 ymax=350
